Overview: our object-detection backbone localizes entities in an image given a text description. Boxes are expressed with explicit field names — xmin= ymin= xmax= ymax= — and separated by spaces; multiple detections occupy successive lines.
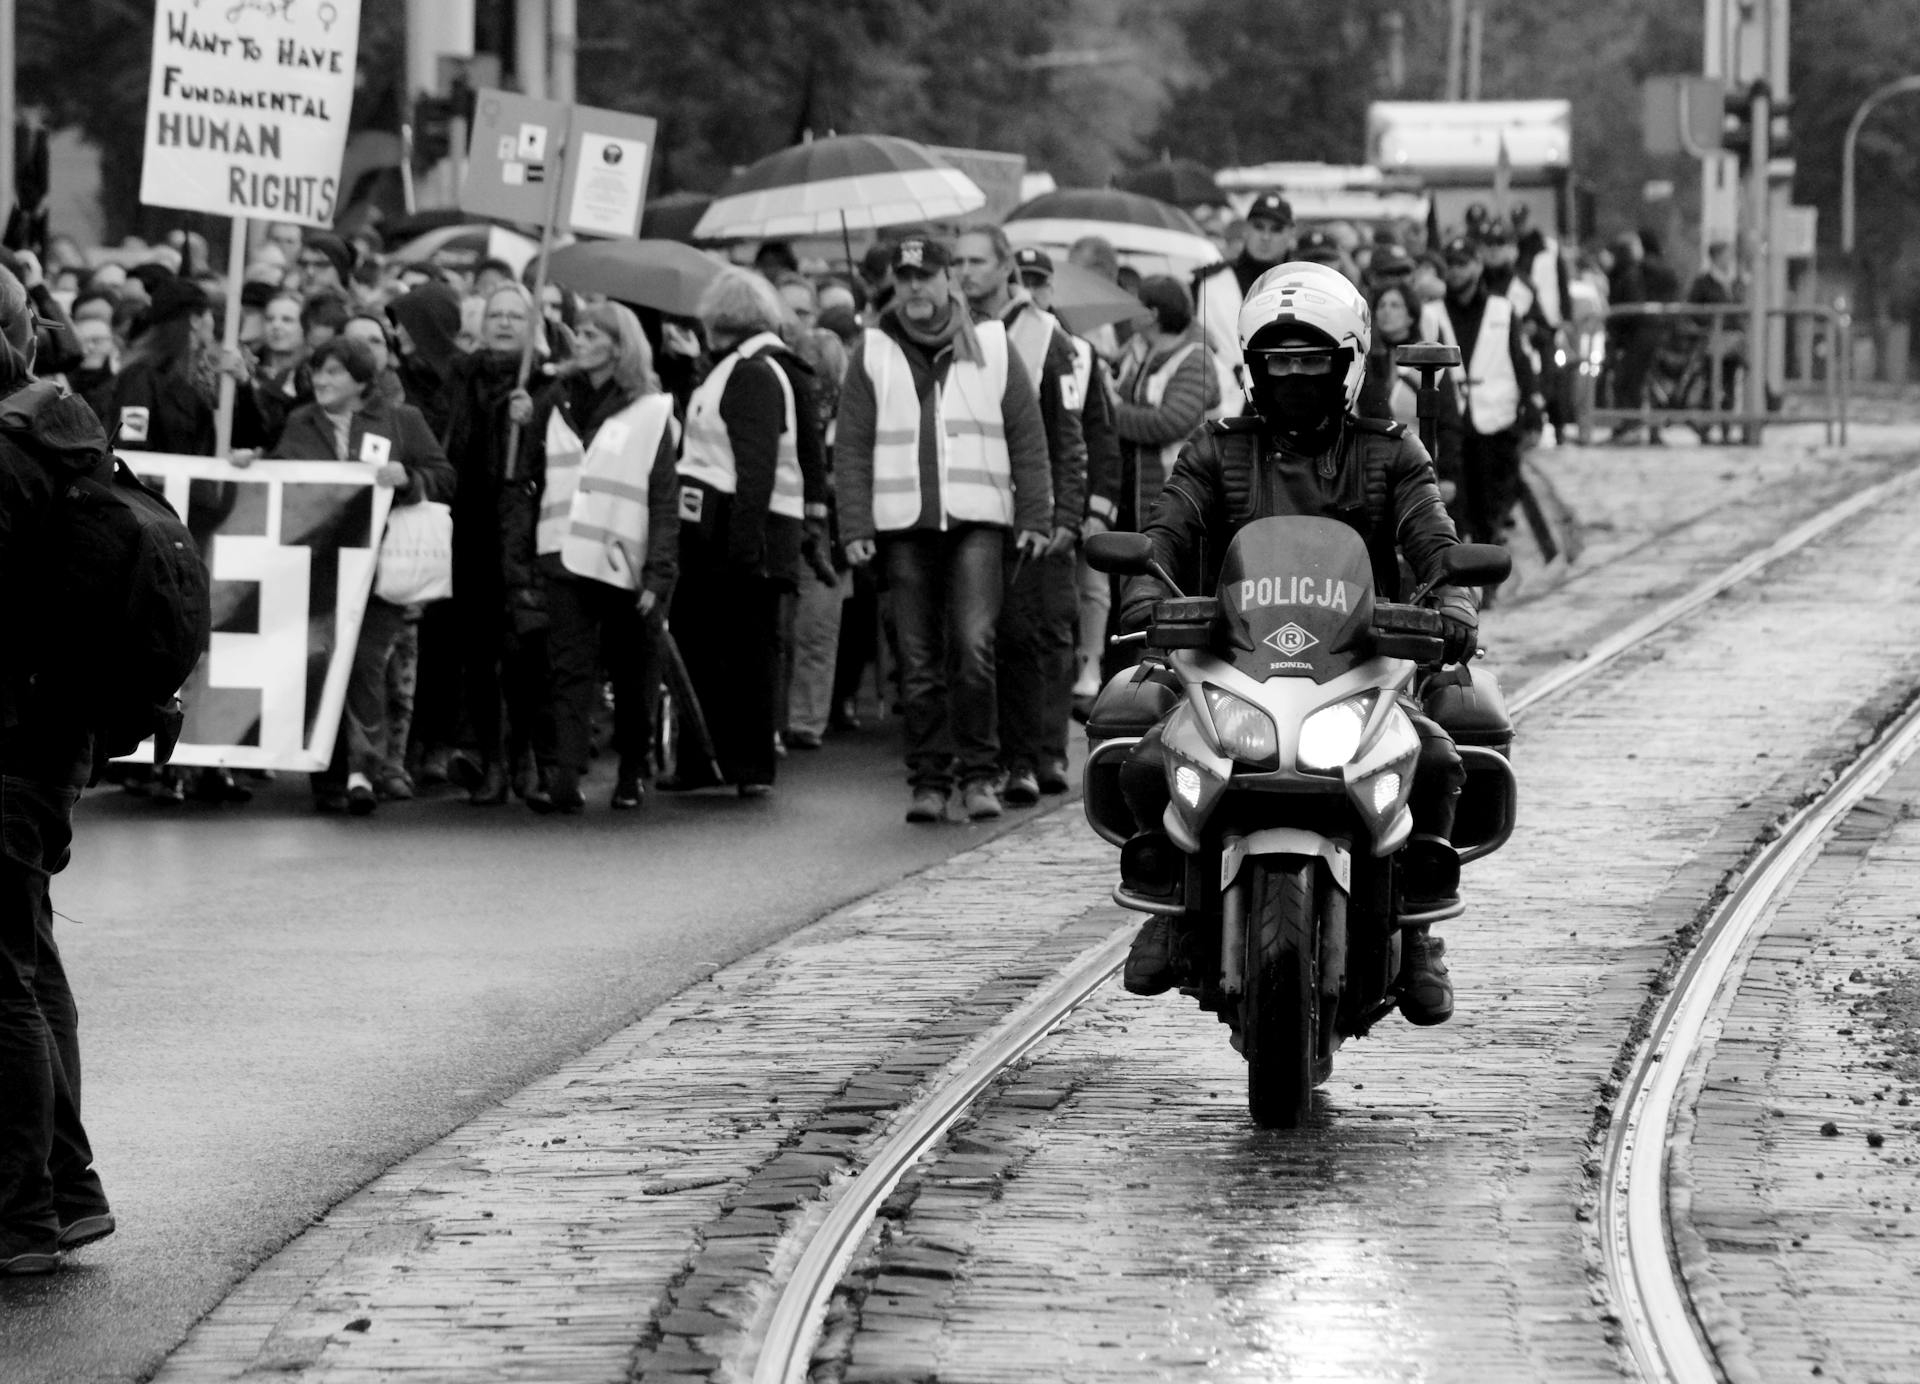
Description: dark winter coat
xmin=267 ymin=396 xmax=456 ymax=509
xmin=1119 ymin=415 xmax=1466 ymax=629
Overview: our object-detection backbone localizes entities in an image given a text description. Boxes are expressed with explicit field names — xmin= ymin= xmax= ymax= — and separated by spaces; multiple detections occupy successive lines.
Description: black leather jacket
xmin=1118 ymin=414 xmax=1473 ymax=629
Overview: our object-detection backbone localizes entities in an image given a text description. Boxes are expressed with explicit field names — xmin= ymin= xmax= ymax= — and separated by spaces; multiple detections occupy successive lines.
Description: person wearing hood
xmin=435 ymin=282 xmax=557 ymax=806
xmin=0 ymin=268 xmax=117 ymax=1273
xmin=666 ymin=267 xmax=830 ymax=798
xmin=834 ymin=236 xmax=1053 ymax=824
xmin=1112 ymin=275 xmax=1221 ymax=530
xmin=386 ymin=282 xmax=462 ymax=438
xmin=953 ymin=227 xmax=1087 ymax=809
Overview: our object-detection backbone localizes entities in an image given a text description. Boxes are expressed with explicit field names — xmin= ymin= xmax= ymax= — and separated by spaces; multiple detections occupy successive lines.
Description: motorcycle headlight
xmin=1298 ymin=693 xmax=1376 ymax=772
xmin=1202 ymin=686 xmax=1279 ymax=769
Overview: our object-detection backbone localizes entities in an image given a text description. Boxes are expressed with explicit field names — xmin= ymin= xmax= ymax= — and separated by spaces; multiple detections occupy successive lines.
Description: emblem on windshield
xmin=1264 ymin=623 xmax=1319 ymax=657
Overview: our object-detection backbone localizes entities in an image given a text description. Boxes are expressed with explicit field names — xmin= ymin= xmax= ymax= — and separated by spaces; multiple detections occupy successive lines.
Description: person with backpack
xmin=0 ymin=265 xmax=209 ymax=1273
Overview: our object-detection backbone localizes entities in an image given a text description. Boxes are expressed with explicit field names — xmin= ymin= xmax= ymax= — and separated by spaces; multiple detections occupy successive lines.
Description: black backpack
xmin=43 ymin=455 xmax=212 ymax=765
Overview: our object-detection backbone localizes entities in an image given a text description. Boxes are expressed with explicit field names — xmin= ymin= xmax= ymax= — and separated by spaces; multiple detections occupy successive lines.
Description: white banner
xmin=120 ymin=454 xmax=393 ymax=772
xmin=138 ymin=0 xmax=364 ymax=226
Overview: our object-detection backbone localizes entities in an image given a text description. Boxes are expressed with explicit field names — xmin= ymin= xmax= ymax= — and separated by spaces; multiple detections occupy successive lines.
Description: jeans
xmin=313 ymin=599 xmax=415 ymax=792
xmin=788 ymin=569 xmax=848 ymax=739
xmin=1460 ymin=429 xmax=1522 ymax=546
xmin=546 ymin=574 xmax=662 ymax=784
xmin=997 ymin=545 xmax=1078 ymax=773
xmin=382 ymin=618 xmax=419 ymax=780
xmin=882 ymin=525 xmax=1006 ymax=791
xmin=0 ymin=733 xmax=105 ymax=1239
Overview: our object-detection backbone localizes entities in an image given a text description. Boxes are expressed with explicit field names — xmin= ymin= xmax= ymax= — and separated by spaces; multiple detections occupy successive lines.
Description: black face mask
xmin=1253 ymin=372 xmax=1346 ymax=452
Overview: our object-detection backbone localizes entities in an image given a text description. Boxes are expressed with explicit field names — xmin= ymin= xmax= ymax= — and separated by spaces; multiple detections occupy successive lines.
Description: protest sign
xmin=139 ymin=0 xmax=363 ymax=225
xmin=462 ymin=90 xmax=658 ymax=239
xmin=118 ymin=455 xmax=394 ymax=772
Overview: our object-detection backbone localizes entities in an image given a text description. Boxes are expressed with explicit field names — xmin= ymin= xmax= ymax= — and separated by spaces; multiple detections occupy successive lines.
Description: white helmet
xmin=1235 ymin=261 xmax=1372 ymax=414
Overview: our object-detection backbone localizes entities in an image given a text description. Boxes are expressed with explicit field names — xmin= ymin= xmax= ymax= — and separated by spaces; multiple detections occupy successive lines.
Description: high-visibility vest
xmin=1121 ymin=339 xmax=1203 ymax=483
xmin=1421 ymin=295 xmax=1519 ymax=435
xmin=678 ymin=331 xmax=805 ymax=520
xmin=1003 ymin=298 xmax=1061 ymax=397
xmin=538 ymin=392 xmax=677 ymax=590
xmin=862 ymin=322 xmax=1015 ymax=532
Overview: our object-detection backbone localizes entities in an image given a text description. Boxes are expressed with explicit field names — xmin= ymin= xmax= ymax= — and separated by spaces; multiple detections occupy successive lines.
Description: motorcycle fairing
xmin=1159 ymin=701 xmax=1233 ymax=852
xmin=1222 ymin=829 xmax=1353 ymax=893
xmin=1213 ymin=516 xmax=1377 ymax=685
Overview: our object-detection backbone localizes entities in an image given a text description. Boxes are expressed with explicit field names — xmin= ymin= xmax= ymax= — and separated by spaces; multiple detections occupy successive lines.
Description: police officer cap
xmin=1441 ymin=235 xmax=1479 ymax=263
xmin=1012 ymin=246 xmax=1054 ymax=280
xmin=1246 ymin=193 xmax=1293 ymax=227
xmin=1477 ymin=219 xmax=1513 ymax=247
xmin=1463 ymin=201 xmax=1491 ymax=227
xmin=889 ymin=237 xmax=951 ymax=275
xmin=1370 ymin=243 xmax=1415 ymax=276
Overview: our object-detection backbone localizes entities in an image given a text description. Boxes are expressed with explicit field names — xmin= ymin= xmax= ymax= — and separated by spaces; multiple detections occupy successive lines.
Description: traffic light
xmin=1723 ymin=81 xmax=1789 ymax=169
xmin=412 ymin=95 xmax=455 ymax=166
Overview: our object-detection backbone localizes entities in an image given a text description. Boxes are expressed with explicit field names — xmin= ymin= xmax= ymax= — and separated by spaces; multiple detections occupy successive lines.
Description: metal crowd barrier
xmin=1572 ymin=301 xmax=1849 ymax=446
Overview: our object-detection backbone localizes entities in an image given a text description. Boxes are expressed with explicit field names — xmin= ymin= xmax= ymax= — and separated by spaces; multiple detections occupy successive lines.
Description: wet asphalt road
xmin=0 ymin=723 xmax=1045 ymax=1384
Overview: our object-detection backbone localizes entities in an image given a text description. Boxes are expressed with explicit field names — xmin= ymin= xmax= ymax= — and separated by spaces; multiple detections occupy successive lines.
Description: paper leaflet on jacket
xmin=113 ymin=454 xmax=395 ymax=772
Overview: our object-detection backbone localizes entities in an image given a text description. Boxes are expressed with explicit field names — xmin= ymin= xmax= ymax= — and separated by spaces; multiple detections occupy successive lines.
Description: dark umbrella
xmin=1118 ymin=158 xmax=1227 ymax=209
xmin=546 ymin=239 xmax=725 ymax=318
xmin=1005 ymin=188 xmax=1208 ymax=238
xmin=643 ymin=191 xmax=715 ymax=244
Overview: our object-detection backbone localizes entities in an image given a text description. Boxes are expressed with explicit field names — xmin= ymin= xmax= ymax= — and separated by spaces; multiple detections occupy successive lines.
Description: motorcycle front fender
xmin=1221 ymin=829 xmax=1353 ymax=895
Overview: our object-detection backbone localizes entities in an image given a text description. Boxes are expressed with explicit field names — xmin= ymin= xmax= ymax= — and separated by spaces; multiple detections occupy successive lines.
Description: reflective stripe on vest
xmin=862 ymin=323 xmax=1014 ymax=532
xmin=1066 ymin=334 xmax=1094 ymax=418
xmin=556 ymin=394 xmax=677 ymax=590
xmin=677 ymin=331 xmax=805 ymax=519
xmin=1420 ymin=296 xmax=1519 ymax=435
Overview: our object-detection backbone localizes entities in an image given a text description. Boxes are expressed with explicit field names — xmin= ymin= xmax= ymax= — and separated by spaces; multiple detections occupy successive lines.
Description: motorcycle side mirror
xmin=1392 ymin=342 xmax=1462 ymax=369
xmin=1443 ymin=543 xmax=1513 ymax=588
xmin=1085 ymin=531 xmax=1155 ymax=576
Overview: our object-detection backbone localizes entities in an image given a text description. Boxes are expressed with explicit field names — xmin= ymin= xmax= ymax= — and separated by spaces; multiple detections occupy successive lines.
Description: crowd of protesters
xmin=0 ymin=192 xmax=1739 ymax=824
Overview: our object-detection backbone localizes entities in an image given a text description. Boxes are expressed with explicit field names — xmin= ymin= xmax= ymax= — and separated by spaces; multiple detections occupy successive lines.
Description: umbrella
xmin=546 ymin=239 xmax=725 ymax=318
xmin=643 ymin=191 xmax=715 ymax=244
xmin=392 ymin=222 xmax=542 ymax=276
xmin=1002 ymin=218 xmax=1221 ymax=279
xmin=1006 ymin=187 xmax=1209 ymax=238
xmin=1042 ymin=261 xmax=1148 ymax=336
xmin=693 ymin=134 xmax=985 ymax=263
xmin=1117 ymin=158 xmax=1227 ymax=209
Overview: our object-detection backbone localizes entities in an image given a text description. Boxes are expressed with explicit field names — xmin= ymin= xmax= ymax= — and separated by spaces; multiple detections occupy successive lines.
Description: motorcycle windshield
xmin=1214 ymin=516 xmax=1376 ymax=683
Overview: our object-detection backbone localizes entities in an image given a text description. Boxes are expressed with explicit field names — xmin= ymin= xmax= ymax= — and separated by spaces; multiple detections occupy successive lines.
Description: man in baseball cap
xmin=1231 ymin=193 xmax=1295 ymax=295
xmin=1012 ymin=247 xmax=1054 ymax=311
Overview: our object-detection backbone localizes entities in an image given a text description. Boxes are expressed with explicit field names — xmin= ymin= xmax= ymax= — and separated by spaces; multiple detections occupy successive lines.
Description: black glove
xmin=1437 ymin=589 xmax=1478 ymax=664
xmin=801 ymin=517 xmax=837 ymax=586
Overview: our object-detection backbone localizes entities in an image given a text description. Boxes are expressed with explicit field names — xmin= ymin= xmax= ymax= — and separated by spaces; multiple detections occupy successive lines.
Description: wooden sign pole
xmin=213 ymin=214 xmax=247 ymax=458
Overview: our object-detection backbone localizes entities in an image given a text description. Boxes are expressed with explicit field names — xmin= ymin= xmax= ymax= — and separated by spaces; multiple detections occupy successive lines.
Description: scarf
xmin=885 ymin=290 xmax=984 ymax=367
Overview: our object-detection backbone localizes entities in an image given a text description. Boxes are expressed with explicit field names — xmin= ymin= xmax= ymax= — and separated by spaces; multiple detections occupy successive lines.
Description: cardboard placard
xmin=138 ymin=0 xmax=363 ymax=226
xmin=461 ymin=89 xmax=657 ymax=239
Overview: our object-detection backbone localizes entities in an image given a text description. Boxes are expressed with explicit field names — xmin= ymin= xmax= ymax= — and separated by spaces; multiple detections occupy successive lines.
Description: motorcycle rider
xmin=1114 ymin=261 xmax=1478 ymax=1026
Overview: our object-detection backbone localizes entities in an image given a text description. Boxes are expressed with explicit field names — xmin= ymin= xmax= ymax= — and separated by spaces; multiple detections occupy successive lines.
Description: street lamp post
xmin=1841 ymin=73 xmax=1920 ymax=254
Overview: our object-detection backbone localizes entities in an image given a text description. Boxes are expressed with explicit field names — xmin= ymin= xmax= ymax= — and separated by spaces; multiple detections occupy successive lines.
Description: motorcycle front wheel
xmin=1243 ymin=857 xmax=1323 ymax=1129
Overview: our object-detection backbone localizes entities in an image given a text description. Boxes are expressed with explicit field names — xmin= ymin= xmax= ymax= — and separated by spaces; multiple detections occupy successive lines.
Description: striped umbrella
xmin=692 ymin=134 xmax=986 ymax=247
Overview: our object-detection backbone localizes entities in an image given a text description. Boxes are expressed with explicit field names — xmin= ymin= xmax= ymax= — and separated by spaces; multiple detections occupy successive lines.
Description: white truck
xmin=1366 ymin=100 xmax=1576 ymax=241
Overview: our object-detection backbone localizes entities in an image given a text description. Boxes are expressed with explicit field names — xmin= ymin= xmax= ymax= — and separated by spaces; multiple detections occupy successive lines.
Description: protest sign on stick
xmin=139 ymin=0 xmax=362 ymax=456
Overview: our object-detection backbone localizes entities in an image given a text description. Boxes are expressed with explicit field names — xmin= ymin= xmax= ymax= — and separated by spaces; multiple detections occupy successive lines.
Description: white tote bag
xmin=375 ymin=500 xmax=454 ymax=605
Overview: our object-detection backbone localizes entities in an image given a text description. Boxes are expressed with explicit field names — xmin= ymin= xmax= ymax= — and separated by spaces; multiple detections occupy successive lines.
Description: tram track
xmin=747 ymin=460 xmax=1920 ymax=1384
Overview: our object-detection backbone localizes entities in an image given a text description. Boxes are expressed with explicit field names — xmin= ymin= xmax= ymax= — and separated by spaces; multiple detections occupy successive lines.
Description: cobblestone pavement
xmin=828 ymin=447 xmax=1920 ymax=1384
xmin=1681 ymin=754 xmax=1920 ymax=1384
xmin=143 ymin=430 xmax=1920 ymax=1383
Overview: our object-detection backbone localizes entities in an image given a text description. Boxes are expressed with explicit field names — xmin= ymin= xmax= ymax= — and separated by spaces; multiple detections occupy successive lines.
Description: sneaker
xmin=905 ymin=787 xmax=948 ymax=824
xmin=961 ymin=781 xmax=1003 ymax=821
xmin=1001 ymin=768 xmax=1041 ymax=807
xmin=375 ymin=773 xmax=414 ymax=801
xmin=1398 ymin=931 xmax=1454 ymax=1026
xmin=346 ymin=772 xmax=378 ymax=816
xmin=0 ymin=1227 xmax=62 ymax=1276
xmin=57 ymin=1212 xmax=115 ymax=1251
xmin=1037 ymin=758 xmax=1071 ymax=795
xmin=1122 ymin=916 xmax=1177 ymax=996
xmin=611 ymin=777 xmax=645 ymax=810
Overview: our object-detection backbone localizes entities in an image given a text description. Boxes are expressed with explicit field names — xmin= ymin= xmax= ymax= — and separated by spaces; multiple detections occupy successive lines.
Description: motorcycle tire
xmin=1243 ymin=857 xmax=1325 ymax=1129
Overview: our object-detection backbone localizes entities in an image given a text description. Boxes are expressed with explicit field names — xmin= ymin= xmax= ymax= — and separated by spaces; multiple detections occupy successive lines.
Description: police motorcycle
xmin=1080 ymin=349 xmax=1516 ymax=1130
